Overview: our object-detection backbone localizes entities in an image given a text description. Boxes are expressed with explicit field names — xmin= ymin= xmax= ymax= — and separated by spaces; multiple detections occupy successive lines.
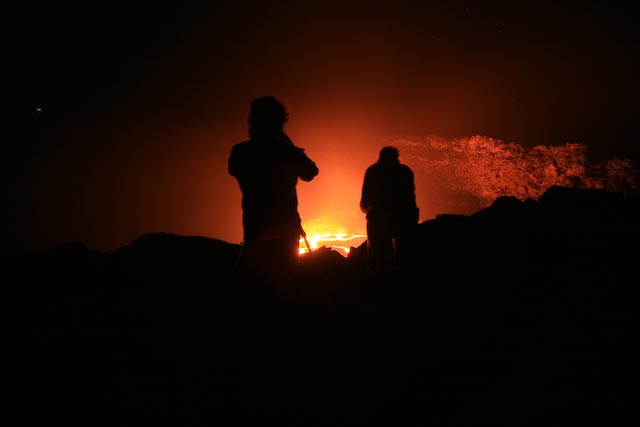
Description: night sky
xmin=5 ymin=1 xmax=639 ymax=255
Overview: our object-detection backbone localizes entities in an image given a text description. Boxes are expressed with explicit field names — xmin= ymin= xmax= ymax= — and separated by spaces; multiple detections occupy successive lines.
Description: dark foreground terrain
xmin=8 ymin=186 xmax=639 ymax=425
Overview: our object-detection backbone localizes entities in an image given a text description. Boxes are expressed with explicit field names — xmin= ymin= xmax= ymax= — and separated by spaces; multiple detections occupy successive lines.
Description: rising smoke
xmin=393 ymin=135 xmax=639 ymax=220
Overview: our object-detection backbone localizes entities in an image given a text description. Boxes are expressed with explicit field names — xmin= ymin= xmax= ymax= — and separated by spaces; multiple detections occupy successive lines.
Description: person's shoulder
xmin=400 ymin=163 xmax=414 ymax=173
xmin=365 ymin=163 xmax=378 ymax=173
xmin=230 ymin=140 xmax=253 ymax=153
xmin=279 ymin=141 xmax=308 ymax=159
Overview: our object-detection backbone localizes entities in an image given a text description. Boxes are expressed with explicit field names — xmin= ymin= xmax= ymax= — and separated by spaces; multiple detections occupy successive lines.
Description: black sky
xmin=5 ymin=1 xmax=640 ymax=255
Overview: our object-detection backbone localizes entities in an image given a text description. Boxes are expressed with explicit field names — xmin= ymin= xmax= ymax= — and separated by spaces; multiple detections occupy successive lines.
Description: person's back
xmin=360 ymin=146 xmax=418 ymax=275
xmin=229 ymin=132 xmax=317 ymax=243
xmin=361 ymin=159 xmax=417 ymax=228
xmin=228 ymin=96 xmax=318 ymax=309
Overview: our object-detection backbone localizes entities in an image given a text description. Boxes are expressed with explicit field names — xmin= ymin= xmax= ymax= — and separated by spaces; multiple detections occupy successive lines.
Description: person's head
xmin=378 ymin=146 xmax=400 ymax=163
xmin=248 ymin=95 xmax=288 ymax=136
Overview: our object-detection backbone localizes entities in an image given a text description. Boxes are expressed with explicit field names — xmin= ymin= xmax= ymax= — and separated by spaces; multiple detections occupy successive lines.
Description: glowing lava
xmin=298 ymin=212 xmax=367 ymax=257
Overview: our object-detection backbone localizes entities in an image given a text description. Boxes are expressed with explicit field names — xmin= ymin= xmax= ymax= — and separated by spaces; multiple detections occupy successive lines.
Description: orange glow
xmin=298 ymin=212 xmax=367 ymax=257
xmin=392 ymin=135 xmax=640 ymax=220
xmin=295 ymin=136 xmax=638 ymax=260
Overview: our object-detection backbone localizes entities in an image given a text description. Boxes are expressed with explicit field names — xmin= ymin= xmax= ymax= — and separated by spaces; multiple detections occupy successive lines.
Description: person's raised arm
xmin=292 ymin=147 xmax=319 ymax=182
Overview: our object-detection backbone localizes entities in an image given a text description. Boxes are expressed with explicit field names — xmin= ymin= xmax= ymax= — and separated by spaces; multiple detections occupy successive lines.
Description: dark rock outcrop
xmin=9 ymin=186 xmax=639 ymax=425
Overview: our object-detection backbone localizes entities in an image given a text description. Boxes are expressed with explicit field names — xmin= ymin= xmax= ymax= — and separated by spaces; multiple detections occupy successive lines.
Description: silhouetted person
xmin=229 ymin=95 xmax=318 ymax=309
xmin=360 ymin=146 xmax=419 ymax=276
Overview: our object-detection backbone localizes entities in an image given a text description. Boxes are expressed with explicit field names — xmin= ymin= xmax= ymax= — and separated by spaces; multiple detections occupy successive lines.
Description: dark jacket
xmin=229 ymin=132 xmax=318 ymax=242
xmin=360 ymin=159 xmax=419 ymax=226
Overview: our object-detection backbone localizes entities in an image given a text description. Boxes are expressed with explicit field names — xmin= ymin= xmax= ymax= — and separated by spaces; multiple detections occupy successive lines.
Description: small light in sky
xmin=35 ymin=106 xmax=43 ymax=113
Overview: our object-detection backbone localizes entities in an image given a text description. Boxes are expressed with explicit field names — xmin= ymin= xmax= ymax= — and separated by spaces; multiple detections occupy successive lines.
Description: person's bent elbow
xmin=300 ymin=164 xmax=319 ymax=182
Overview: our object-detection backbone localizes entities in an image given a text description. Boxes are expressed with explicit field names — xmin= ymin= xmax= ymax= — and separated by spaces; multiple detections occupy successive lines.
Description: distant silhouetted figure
xmin=360 ymin=146 xmax=419 ymax=276
xmin=229 ymin=95 xmax=318 ymax=307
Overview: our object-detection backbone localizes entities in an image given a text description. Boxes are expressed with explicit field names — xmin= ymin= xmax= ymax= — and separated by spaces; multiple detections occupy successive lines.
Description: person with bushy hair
xmin=229 ymin=95 xmax=318 ymax=307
